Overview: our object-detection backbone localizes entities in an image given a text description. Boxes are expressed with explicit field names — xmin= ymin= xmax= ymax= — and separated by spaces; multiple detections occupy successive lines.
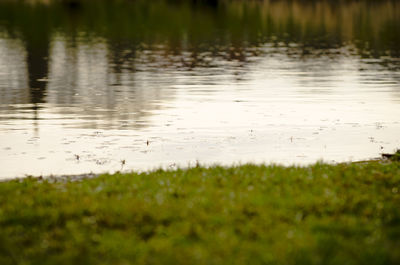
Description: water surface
xmin=0 ymin=0 xmax=399 ymax=178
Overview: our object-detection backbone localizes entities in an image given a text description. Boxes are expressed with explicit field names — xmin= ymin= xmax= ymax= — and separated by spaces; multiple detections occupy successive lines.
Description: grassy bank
xmin=0 ymin=161 xmax=400 ymax=265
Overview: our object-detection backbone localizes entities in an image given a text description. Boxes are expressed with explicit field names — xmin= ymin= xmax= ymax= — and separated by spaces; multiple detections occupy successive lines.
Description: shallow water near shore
xmin=0 ymin=0 xmax=400 ymax=178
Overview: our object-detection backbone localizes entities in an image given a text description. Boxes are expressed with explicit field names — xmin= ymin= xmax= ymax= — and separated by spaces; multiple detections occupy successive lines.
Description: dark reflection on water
xmin=0 ymin=0 xmax=399 ymax=177
xmin=0 ymin=0 xmax=399 ymax=121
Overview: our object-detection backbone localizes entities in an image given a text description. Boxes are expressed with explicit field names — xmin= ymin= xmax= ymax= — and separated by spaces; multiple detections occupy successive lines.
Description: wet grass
xmin=0 ymin=161 xmax=400 ymax=265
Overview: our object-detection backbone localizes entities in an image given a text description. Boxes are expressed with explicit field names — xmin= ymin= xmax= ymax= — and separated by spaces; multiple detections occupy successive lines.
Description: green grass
xmin=1 ymin=161 xmax=400 ymax=265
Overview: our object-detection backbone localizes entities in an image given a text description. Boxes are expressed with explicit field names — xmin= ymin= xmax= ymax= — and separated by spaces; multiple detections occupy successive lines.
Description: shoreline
xmin=0 ymin=155 xmax=391 ymax=182
xmin=1 ymin=159 xmax=399 ymax=265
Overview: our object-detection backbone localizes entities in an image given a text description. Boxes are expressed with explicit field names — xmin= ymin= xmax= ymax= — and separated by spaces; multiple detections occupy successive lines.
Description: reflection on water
xmin=0 ymin=0 xmax=400 ymax=178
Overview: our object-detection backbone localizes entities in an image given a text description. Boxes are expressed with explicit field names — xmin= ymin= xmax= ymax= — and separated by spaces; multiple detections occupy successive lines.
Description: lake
xmin=0 ymin=0 xmax=399 ymax=179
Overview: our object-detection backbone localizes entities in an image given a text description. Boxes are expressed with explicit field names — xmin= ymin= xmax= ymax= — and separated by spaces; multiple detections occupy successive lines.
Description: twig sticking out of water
xmin=120 ymin=159 xmax=126 ymax=170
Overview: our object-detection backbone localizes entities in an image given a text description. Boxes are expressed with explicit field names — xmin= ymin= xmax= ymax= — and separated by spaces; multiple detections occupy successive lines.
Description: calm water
xmin=0 ymin=0 xmax=400 ymax=178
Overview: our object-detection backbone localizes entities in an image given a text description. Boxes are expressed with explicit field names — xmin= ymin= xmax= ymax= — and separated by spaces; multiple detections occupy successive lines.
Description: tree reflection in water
xmin=0 ymin=0 xmax=399 ymax=178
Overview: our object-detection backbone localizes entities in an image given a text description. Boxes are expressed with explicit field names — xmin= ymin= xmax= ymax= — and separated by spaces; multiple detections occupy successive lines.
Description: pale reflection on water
xmin=0 ymin=0 xmax=400 ymax=178
xmin=1 ymin=35 xmax=399 ymax=179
